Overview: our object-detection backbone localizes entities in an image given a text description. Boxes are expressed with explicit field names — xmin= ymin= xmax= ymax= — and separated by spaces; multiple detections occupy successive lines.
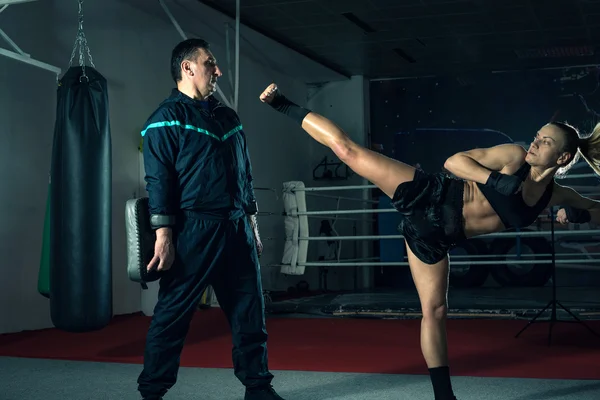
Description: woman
xmin=259 ymin=83 xmax=600 ymax=400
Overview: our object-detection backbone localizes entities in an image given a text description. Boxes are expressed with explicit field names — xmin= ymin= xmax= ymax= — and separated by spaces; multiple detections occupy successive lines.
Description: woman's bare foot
xmin=259 ymin=83 xmax=278 ymax=104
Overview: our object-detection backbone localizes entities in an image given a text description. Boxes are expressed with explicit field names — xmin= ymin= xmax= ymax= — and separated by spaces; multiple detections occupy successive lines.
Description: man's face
xmin=183 ymin=47 xmax=222 ymax=98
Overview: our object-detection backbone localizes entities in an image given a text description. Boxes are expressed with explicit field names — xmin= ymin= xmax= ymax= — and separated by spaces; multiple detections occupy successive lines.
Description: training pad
xmin=281 ymin=181 xmax=309 ymax=275
xmin=125 ymin=197 xmax=163 ymax=288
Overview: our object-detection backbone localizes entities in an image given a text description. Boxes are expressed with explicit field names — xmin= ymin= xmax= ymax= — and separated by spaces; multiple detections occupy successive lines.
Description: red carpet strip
xmin=0 ymin=309 xmax=598 ymax=380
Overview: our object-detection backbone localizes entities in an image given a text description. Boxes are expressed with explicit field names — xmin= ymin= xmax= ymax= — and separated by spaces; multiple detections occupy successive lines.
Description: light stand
xmin=514 ymin=206 xmax=599 ymax=345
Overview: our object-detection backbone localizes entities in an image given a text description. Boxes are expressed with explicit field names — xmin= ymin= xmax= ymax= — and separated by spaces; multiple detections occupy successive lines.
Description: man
xmin=137 ymin=38 xmax=284 ymax=400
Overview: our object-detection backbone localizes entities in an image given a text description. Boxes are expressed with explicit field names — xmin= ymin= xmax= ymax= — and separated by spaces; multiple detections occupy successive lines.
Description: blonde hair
xmin=550 ymin=121 xmax=600 ymax=176
xmin=578 ymin=122 xmax=600 ymax=176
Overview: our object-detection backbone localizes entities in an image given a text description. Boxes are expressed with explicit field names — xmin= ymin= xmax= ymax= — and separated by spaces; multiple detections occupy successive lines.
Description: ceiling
xmin=197 ymin=0 xmax=600 ymax=80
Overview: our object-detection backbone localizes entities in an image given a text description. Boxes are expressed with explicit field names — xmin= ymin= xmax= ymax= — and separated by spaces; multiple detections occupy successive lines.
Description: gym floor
xmin=2 ymin=356 xmax=600 ymax=400
xmin=1 ymin=293 xmax=599 ymax=400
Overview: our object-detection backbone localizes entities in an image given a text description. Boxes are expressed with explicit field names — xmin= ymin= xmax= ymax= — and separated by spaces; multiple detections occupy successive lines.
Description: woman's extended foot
xmin=259 ymin=83 xmax=278 ymax=104
xmin=258 ymin=83 xmax=311 ymax=126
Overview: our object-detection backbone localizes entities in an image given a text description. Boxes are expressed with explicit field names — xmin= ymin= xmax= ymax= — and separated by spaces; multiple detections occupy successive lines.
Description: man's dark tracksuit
xmin=137 ymin=89 xmax=273 ymax=399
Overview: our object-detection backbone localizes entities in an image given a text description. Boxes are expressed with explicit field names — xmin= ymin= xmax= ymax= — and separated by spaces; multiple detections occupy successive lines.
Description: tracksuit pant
xmin=137 ymin=210 xmax=273 ymax=399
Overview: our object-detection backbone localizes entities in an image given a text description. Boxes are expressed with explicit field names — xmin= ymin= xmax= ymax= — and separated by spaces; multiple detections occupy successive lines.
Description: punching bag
xmin=37 ymin=179 xmax=52 ymax=298
xmin=50 ymin=65 xmax=112 ymax=332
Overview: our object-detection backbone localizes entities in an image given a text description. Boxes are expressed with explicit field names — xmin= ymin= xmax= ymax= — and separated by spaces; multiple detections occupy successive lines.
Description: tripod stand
xmin=514 ymin=206 xmax=599 ymax=345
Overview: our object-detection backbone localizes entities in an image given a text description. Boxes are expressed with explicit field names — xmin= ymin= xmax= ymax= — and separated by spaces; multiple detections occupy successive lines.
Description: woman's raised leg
xmin=260 ymin=83 xmax=416 ymax=198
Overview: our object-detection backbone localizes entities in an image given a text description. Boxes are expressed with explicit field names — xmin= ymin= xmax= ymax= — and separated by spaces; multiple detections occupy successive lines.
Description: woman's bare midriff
xmin=461 ymin=180 xmax=506 ymax=238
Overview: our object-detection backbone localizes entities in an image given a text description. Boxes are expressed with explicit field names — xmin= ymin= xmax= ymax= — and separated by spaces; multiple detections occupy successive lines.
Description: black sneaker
xmin=245 ymin=385 xmax=285 ymax=400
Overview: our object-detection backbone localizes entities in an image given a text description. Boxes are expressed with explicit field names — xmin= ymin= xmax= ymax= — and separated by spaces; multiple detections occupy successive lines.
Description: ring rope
xmin=278 ymin=180 xmax=600 ymax=277
xmin=287 ymin=259 xmax=600 ymax=267
xmin=295 ymin=230 xmax=600 ymax=241
xmin=288 ymin=173 xmax=599 ymax=193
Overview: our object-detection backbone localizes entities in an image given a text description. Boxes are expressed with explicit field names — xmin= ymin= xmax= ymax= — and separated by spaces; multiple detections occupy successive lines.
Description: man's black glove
xmin=563 ymin=205 xmax=591 ymax=223
xmin=484 ymin=171 xmax=523 ymax=196
xmin=150 ymin=214 xmax=176 ymax=230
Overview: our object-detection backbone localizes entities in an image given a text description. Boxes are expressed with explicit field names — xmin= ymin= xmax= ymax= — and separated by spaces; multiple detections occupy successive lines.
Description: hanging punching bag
xmin=50 ymin=65 xmax=112 ymax=332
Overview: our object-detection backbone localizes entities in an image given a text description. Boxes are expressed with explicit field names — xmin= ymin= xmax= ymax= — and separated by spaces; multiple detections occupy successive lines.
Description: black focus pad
xmin=125 ymin=197 xmax=164 ymax=287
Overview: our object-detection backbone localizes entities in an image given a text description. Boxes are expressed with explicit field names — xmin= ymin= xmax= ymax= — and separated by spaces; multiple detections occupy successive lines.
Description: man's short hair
xmin=170 ymin=38 xmax=210 ymax=83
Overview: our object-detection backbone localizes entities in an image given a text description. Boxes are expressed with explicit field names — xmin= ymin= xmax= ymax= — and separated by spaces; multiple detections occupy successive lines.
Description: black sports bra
xmin=476 ymin=162 xmax=553 ymax=229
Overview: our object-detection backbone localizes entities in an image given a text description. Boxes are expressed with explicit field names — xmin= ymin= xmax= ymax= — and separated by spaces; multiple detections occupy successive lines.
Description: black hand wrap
xmin=269 ymin=91 xmax=311 ymax=125
xmin=150 ymin=214 xmax=176 ymax=230
xmin=563 ymin=205 xmax=591 ymax=223
xmin=485 ymin=171 xmax=523 ymax=196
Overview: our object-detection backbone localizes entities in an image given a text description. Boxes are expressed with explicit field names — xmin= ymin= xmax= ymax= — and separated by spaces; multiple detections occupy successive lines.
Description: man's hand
xmin=147 ymin=228 xmax=175 ymax=272
xmin=248 ymin=215 xmax=263 ymax=257
xmin=255 ymin=235 xmax=264 ymax=258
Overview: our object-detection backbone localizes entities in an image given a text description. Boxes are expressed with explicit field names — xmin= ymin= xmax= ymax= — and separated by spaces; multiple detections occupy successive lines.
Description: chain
xmin=68 ymin=0 xmax=95 ymax=80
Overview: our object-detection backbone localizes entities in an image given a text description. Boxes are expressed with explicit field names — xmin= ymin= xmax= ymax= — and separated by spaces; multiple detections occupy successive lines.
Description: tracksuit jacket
xmin=141 ymin=88 xmax=257 ymax=223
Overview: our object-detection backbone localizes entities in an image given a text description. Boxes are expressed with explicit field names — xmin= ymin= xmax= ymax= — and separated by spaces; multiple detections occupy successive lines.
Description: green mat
xmin=38 ymin=181 xmax=51 ymax=298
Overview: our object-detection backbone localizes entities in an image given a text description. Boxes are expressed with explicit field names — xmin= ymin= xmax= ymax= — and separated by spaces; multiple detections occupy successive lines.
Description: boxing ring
xmin=258 ymin=173 xmax=600 ymax=323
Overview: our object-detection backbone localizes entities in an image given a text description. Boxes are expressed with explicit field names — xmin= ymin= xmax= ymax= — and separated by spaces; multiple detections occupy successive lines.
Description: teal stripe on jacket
xmin=141 ymin=120 xmax=242 ymax=141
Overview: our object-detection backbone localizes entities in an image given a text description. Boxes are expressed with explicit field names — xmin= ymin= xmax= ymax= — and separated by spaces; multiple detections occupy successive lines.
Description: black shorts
xmin=391 ymin=169 xmax=466 ymax=265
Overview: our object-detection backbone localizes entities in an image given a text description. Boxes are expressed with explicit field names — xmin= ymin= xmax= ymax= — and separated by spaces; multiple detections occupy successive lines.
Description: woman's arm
xmin=443 ymin=143 xmax=526 ymax=184
xmin=551 ymin=184 xmax=600 ymax=224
